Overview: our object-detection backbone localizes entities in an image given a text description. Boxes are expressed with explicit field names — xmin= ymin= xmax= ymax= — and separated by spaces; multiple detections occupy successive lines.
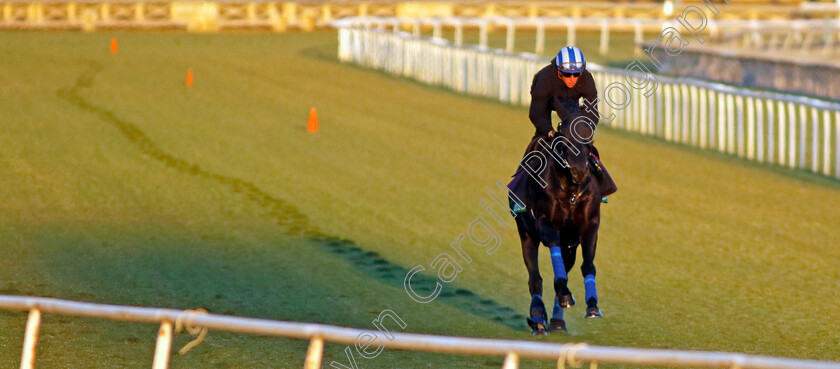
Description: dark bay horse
xmin=510 ymin=115 xmax=603 ymax=335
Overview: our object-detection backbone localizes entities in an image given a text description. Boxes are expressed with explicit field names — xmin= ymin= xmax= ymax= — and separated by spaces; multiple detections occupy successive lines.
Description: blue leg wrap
xmin=552 ymin=295 xmax=564 ymax=320
xmin=549 ymin=246 xmax=567 ymax=281
xmin=530 ymin=295 xmax=545 ymax=324
xmin=550 ymin=246 xmax=567 ymax=320
xmin=584 ymin=274 xmax=597 ymax=302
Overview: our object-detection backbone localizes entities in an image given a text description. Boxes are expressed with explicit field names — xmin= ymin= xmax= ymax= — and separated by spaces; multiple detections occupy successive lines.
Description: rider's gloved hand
xmin=548 ymin=130 xmax=556 ymax=138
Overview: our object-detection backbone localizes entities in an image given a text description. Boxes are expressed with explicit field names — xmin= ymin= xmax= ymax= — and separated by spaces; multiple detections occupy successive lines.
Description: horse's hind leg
xmin=580 ymin=229 xmax=603 ymax=318
xmin=519 ymin=224 xmax=547 ymax=335
xmin=547 ymin=296 xmax=567 ymax=332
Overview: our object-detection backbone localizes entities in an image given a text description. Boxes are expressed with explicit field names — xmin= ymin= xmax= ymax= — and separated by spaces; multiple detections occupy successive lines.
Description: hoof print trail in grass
xmin=313 ymin=237 xmax=528 ymax=332
xmin=61 ymin=63 xmax=526 ymax=332
xmin=59 ymin=61 xmax=311 ymax=236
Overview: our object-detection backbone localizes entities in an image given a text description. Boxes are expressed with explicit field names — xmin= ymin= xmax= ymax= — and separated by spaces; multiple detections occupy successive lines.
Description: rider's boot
xmin=588 ymin=147 xmax=617 ymax=203
xmin=508 ymin=169 xmax=529 ymax=214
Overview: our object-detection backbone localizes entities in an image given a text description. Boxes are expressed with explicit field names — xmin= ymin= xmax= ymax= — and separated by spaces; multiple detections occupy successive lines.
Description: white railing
xmin=2 ymin=295 xmax=840 ymax=369
xmin=334 ymin=17 xmax=840 ymax=57
xmin=336 ymin=16 xmax=663 ymax=56
xmin=336 ymin=25 xmax=840 ymax=179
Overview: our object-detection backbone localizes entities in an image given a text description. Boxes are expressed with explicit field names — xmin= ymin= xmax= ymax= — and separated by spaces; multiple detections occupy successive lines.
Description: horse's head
xmin=557 ymin=113 xmax=594 ymax=186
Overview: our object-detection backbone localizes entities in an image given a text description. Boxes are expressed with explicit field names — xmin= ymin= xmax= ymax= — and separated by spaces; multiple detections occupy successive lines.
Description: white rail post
xmin=640 ymin=86 xmax=647 ymax=134
xmin=479 ymin=22 xmax=488 ymax=48
xmin=505 ymin=20 xmax=515 ymax=52
xmin=20 ymin=308 xmax=41 ymax=369
xmin=727 ymin=94 xmax=736 ymax=154
xmin=599 ymin=20 xmax=609 ymax=56
xmin=432 ymin=20 xmax=441 ymax=39
xmin=778 ymin=101 xmax=786 ymax=166
xmin=152 ymin=321 xmax=173 ymax=369
xmin=303 ymin=336 xmax=324 ymax=369
xmin=823 ymin=110 xmax=831 ymax=175
xmin=454 ymin=20 xmax=463 ymax=46
xmin=811 ymin=107 xmax=819 ymax=172
xmin=750 ymin=24 xmax=761 ymax=49
xmin=788 ymin=102 xmax=797 ymax=168
xmin=709 ymin=20 xmax=719 ymax=40
xmin=747 ymin=97 xmax=756 ymax=160
xmin=690 ymin=85 xmax=699 ymax=145
xmin=624 ymin=79 xmax=632 ymax=129
xmin=836 ymin=111 xmax=840 ymax=177
xmin=681 ymin=84 xmax=690 ymax=143
xmin=630 ymin=84 xmax=637 ymax=132
xmin=566 ymin=20 xmax=576 ymax=47
xmin=799 ymin=105 xmax=807 ymax=169
xmin=656 ymin=79 xmax=665 ymax=136
xmin=756 ymin=97 xmax=765 ymax=162
xmin=637 ymin=85 xmax=644 ymax=132
xmin=634 ymin=21 xmax=643 ymax=57
xmin=664 ymin=83 xmax=673 ymax=140
xmin=708 ymin=89 xmax=716 ymax=149
xmin=648 ymin=86 xmax=656 ymax=134
xmin=674 ymin=84 xmax=682 ymax=139
xmin=535 ymin=20 xmax=545 ymax=55
xmin=700 ymin=86 xmax=708 ymax=148
xmin=718 ymin=91 xmax=726 ymax=151
xmin=667 ymin=83 xmax=682 ymax=142
xmin=737 ymin=95 xmax=745 ymax=157
xmin=501 ymin=352 xmax=519 ymax=369
xmin=765 ymin=99 xmax=774 ymax=164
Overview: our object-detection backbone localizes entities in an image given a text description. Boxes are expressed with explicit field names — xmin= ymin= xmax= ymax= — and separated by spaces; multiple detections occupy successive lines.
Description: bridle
xmin=568 ymin=178 xmax=590 ymax=205
xmin=551 ymin=133 xmax=591 ymax=205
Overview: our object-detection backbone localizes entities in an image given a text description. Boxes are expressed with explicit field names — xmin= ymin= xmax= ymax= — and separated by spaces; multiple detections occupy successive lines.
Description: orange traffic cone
xmin=110 ymin=37 xmax=118 ymax=53
xmin=307 ymin=107 xmax=318 ymax=132
xmin=185 ymin=68 xmax=194 ymax=87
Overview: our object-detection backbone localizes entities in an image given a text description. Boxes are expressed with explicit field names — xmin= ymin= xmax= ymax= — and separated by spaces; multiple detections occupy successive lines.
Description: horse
xmin=510 ymin=113 xmax=604 ymax=335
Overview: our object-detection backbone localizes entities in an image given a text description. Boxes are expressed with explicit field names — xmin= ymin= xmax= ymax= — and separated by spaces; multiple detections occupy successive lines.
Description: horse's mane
xmin=556 ymin=102 xmax=594 ymax=155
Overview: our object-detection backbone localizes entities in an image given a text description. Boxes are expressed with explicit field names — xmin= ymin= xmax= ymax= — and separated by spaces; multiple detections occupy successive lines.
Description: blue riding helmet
xmin=556 ymin=46 xmax=586 ymax=74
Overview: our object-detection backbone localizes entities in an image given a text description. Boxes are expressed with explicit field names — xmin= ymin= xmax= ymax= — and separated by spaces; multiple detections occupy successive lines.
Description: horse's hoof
xmin=585 ymin=306 xmax=603 ymax=319
xmin=527 ymin=318 xmax=548 ymax=336
xmin=558 ymin=294 xmax=575 ymax=308
xmin=547 ymin=318 xmax=567 ymax=333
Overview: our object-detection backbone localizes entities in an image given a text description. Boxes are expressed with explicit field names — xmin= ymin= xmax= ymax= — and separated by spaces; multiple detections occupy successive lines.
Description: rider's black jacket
xmin=529 ymin=58 xmax=600 ymax=137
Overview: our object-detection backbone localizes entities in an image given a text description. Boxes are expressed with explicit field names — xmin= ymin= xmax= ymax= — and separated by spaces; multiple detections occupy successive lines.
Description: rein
xmin=545 ymin=127 xmax=592 ymax=206
xmin=568 ymin=179 xmax=590 ymax=205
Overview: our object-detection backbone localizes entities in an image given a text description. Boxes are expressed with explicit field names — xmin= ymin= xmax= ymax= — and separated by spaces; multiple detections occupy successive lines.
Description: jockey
xmin=510 ymin=46 xmax=617 ymax=213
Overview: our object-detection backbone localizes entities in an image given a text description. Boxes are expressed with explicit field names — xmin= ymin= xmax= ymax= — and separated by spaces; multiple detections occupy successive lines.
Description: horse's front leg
xmin=550 ymin=246 xmax=575 ymax=308
xmin=580 ymin=227 xmax=603 ymax=318
xmin=547 ymin=245 xmax=576 ymax=333
xmin=520 ymin=225 xmax=547 ymax=335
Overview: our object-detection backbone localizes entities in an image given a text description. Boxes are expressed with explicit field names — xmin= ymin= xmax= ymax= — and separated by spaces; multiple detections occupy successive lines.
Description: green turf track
xmin=0 ymin=31 xmax=838 ymax=368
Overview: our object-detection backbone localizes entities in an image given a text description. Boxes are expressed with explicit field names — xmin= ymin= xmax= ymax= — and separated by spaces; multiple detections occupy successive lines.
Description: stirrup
xmin=601 ymin=197 xmax=608 ymax=203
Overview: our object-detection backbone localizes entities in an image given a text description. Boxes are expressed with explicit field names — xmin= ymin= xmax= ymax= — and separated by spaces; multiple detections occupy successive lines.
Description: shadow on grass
xmin=56 ymin=60 xmax=529 ymax=332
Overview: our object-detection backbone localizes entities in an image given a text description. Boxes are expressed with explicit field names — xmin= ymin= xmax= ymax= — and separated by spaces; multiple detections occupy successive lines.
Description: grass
xmin=0 ymin=30 xmax=838 ymax=368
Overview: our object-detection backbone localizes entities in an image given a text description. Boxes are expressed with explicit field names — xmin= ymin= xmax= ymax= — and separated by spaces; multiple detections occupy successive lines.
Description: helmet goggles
xmin=556 ymin=46 xmax=586 ymax=75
